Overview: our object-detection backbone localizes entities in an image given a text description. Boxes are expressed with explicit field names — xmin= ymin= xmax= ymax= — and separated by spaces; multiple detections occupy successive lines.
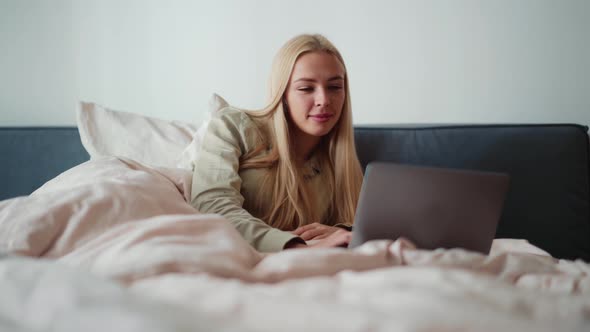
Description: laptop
xmin=348 ymin=162 xmax=510 ymax=254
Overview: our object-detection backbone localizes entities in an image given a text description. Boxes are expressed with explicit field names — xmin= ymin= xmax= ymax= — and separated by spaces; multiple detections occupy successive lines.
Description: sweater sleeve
xmin=190 ymin=108 xmax=302 ymax=252
xmin=334 ymin=223 xmax=353 ymax=231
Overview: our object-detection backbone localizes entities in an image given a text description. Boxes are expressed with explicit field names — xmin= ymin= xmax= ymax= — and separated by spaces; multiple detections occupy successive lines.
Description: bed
xmin=1 ymin=101 xmax=589 ymax=331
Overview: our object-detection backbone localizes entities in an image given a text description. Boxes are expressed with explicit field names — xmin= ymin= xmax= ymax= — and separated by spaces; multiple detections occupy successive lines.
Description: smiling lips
xmin=309 ymin=113 xmax=333 ymax=122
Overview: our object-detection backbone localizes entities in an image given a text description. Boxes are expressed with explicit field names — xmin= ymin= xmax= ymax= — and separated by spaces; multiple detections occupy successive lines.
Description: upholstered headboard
xmin=0 ymin=127 xmax=89 ymax=200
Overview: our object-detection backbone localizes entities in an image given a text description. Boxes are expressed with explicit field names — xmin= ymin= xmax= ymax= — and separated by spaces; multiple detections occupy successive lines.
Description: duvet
xmin=0 ymin=157 xmax=589 ymax=332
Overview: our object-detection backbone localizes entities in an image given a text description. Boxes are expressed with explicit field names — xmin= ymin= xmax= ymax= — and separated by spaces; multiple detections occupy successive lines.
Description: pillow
xmin=177 ymin=93 xmax=229 ymax=170
xmin=77 ymin=94 xmax=228 ymax=169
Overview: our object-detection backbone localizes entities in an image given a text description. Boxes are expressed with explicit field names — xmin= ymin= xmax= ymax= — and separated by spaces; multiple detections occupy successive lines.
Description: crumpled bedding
xmin=0 ymin=157 xmax=588 ymax=331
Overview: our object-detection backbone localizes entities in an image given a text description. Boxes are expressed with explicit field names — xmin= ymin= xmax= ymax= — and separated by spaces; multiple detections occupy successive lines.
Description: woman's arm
xmin=191 ymin=108 xmax=302 ymax=252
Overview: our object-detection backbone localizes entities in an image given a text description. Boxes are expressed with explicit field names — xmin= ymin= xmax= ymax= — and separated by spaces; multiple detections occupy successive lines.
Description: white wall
xmin=1 ymin=0 xmax=589 ymax=126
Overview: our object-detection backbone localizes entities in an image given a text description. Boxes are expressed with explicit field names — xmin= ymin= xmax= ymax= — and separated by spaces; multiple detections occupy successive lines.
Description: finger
xmin=293 ymin=227 xmax=311 ymax=235
xmin=292 ymin=223 xmax=315 ymax=235
xmin=308 ymin=231 xmax=347 ymax=248
xmin=304 ymin=225 xmax=342 ymax=240
xmin=310 ymin=227 xmax=341 ymax=240
xmin=327 ymin=231 xmax=351 ymax=247
xmin=300 ymin=228 xmax=326 ymax=241
xmin=313 ymin=233 xmax=330 ymax=240
xmin=292 ymin=223 xmax=321 ymax=235
xmin=292 ymin=228 xmax=305 ymax=235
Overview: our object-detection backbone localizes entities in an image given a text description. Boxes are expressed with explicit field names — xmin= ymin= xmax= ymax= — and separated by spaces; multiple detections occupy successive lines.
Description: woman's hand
xmin=285 ymin=228 xmax=351 ymax=249
xmin=283 ymin=223 xmax=352 ymax=249
xmin=292 ymin=222 xmax=342 ymax=241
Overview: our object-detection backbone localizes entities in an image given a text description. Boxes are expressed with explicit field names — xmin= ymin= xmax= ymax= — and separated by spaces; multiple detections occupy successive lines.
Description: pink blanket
xmin=1 ymin=157 xmax=589 ymax=331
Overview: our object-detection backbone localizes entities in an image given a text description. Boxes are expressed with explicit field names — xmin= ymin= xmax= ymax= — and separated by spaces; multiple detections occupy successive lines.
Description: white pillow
xmin=77 ymin=94 xmax=228 ymax=169
xmin=177 ymin=93 xmax=229 ymax=170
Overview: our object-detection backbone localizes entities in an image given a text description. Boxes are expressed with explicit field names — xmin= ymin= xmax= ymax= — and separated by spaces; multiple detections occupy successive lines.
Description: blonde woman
xmin=191 ymin=34 xmax=363 ymax=252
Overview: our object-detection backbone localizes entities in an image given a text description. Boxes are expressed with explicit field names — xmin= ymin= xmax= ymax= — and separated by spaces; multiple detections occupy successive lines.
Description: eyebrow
xmin=293 ymin=76 xmax=344 ymax=83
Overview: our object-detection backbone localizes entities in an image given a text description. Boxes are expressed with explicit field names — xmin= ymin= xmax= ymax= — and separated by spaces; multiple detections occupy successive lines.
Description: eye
xmin=328 ymin=85 xmax=343 ymax=90
xmin=297 ymin=87 xmax=313 ymax=92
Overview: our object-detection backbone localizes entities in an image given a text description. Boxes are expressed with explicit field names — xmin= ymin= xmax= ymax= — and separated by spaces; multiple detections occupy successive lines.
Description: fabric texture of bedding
xmin=1 ymin=157 xmax=589 ymax=331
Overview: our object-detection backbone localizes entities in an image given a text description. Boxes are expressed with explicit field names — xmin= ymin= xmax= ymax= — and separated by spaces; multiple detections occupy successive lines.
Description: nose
xmin=315 ymin=88 xmax=330 ymax=107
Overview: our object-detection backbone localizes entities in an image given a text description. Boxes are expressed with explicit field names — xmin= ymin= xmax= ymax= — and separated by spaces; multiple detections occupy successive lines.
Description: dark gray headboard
xmin=0 ymin=127 xmax=89 ymax=200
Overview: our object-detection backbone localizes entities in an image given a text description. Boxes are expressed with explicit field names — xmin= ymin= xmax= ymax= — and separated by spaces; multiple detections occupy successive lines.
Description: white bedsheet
xmin=0 ymin=254 xmax=243 ymax=332
xmin=1 ymin=157 xmax=588 ymax=331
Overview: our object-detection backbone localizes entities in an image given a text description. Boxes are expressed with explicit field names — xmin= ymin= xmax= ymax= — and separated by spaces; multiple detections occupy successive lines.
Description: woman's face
xmin=284 ymin=51 xmax=346 ymax=139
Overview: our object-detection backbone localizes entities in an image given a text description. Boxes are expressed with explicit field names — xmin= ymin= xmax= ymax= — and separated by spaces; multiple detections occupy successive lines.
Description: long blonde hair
xmin=239 ymin=34 xmax=363 ymax=230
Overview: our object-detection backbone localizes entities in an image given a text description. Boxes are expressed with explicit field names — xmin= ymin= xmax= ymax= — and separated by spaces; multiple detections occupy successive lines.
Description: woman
xmin=191 ymin=34 xmax=363 ymax=252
